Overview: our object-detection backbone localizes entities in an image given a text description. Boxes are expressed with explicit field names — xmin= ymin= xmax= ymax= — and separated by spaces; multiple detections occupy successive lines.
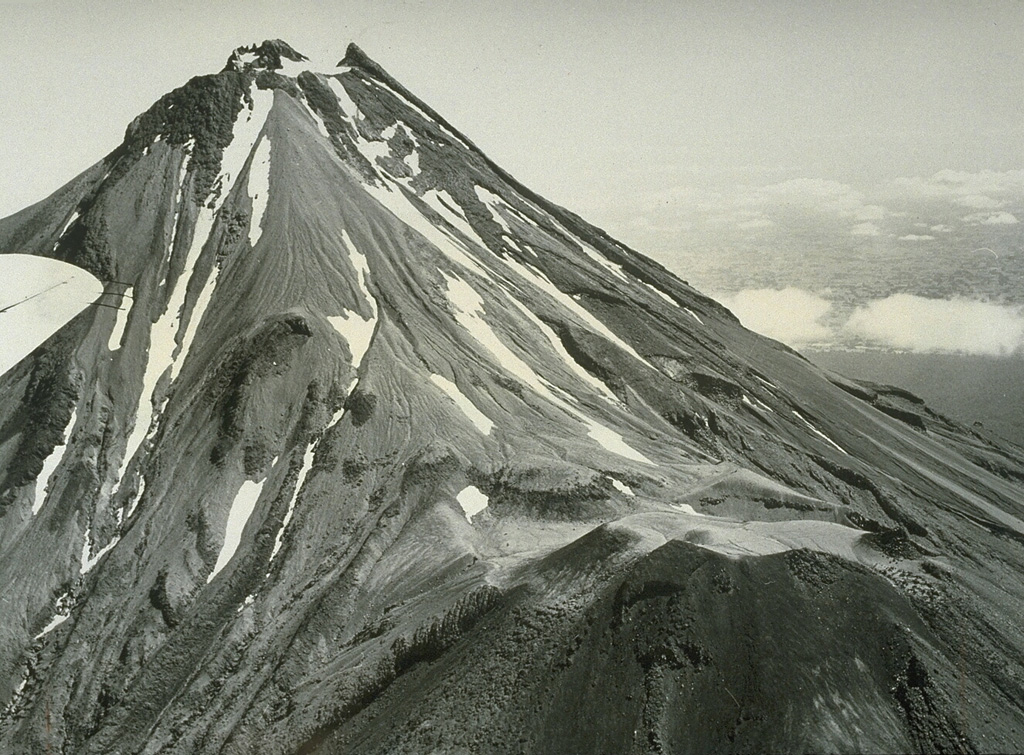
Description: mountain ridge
xmin=0 ymin=39 xmax=1022 ymax=754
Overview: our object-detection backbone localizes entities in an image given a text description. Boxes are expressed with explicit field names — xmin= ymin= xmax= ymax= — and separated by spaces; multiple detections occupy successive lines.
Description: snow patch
xmin=208 ymin=478 xmax=267 ymax=582
xmin=584 ymin=418 xmax=653 ymax=465
xmin=118 ymin=88 xmax=273 ymax=490
xmin=327 ymin=228 xmax=379 ymax=372
xmin=497 ymin=254 xmax=652 ymax=369
xmin=684 ymin=308 xmax=704 ymax=325
xmin=444 ymin=272 xmax=549 ymax=397
xmin=34 ymin=591 xmax=74 ymax=640
xmin=643 ymin=282 xmax=677 ymax=306
xmin=422 ymin=189 xmax=489 ymax=251
xmin=444 ymin=272 xmax=652 ymax=465
xmin=792 ymin=410 xmax=848 ymax=455
xmin=502 ymin=292 xmax=619 ymax=404
xmin=363 ymin=179 xmax=487 ymax=276
xmin=610 ymin=478 xmax=635 ymax=497
xmin=430 ymin=374 xmax=494 ymax=434
xmin=32 ymin=409 xmax=76 ymax=515
xmin=55 ymin=210 xmax=80 ymax=246
xmin=474 ymin=186 xmax=513 ymax=235
xmin=107 ymin=286 xmax=132 ymax=351
xmin=270 ymin=443 xmax=314 ymax=564
xmin=671 ymin=503 xmax=704 ymax=516
xmin=457 ymin=485 xmax=489 ymax=522
xmin=327 ymin=77 xmax=360 ymax=123
xmin=742 ymin=394 xmax=774 ymax=414
xmin=80 ymin=526 xmax=119 ymax=575
xmin=247 ymin=134 xmax=272 ymax=247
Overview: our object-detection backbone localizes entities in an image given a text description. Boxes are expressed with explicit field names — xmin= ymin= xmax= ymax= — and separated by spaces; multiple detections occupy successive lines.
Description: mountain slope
xmin=1 ymin=39 xmax=1023 ymax=754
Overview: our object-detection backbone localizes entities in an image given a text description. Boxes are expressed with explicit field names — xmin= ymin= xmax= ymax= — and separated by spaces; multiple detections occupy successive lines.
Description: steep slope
xmin=1 ymin=39 xmax=1023 ymax=754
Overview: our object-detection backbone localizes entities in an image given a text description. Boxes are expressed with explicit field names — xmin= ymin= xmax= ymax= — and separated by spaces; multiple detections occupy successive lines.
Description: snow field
xmin=430 ymin=374 xmax=494 ymax=434
xmin=457 ymin=485 xmax=489 ymax=522
xmin=32 ymin=409 xmax=76 ymax=515
xmin=107 ymin=286 xmax=133 ymax=351
xmin=208 ymin=478 xmax=266 ymax=582
xmin=792 ymin=410 xmax=848 ymax=454
xmin=247 ymin=135 xmax=272 ymax=247
xmin=118 ymin=87 xmax=274 ymax=491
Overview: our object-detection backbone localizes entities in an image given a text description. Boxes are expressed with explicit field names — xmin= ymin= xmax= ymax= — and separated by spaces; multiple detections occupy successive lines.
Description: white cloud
xmin=898 ymin=234 xmax=935 ymax=241
xmin=739 ymin=178 xmax=891 ymax=221
xmin=955 ymin=194 xmax=1004 ymax=209
xmin=714 ymin=288 xmax=833 ymax=346
xmin=850 ymin=222 xmax=881 ymax=236
xmin=893 ymin=169 xmax=1024 ymax=199
xmin=845 ymin=294 xmax=1024 ymax=356
xmin=930 ymin=224 xmax=953 ymax=233
xmin=962 ymin=211 xmax=1019 ymax=225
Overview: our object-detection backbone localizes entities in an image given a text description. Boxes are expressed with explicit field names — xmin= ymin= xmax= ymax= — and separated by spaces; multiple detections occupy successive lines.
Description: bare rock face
xmin=1 ymin=40 xmax=1023 ymax=754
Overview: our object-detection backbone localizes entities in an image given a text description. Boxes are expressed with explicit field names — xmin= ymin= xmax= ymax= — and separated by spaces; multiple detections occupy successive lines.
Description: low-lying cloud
xmin=715 ymin=288 xmax=1024 ymax=357
xmin=962 ymin=211 xmax=1019 ymax=225
xmin=845 ymin=294 xmax=1024 ymax=355
xmin=713 ymin=288 xmax=833 ymax=346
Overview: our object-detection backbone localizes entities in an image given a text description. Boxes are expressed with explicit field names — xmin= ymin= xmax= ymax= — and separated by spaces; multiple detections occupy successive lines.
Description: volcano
xmin=1 ymin=39 xmax=1023 ymax=754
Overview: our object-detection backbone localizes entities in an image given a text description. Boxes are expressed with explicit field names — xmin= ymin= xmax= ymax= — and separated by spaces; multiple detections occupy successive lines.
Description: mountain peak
xmin=225 ymin=39 xmax=308 ymax=74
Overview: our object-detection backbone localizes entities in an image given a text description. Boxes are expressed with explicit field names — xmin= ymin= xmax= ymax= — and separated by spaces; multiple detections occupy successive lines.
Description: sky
xmin=1 ymin=0 xmax=1023 ymax=355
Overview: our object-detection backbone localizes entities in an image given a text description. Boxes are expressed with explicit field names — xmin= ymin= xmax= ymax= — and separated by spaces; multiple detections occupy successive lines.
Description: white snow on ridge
xmin=327 ymin=77 xmax=360 ymax=123
xmin=684 ymin=308 xmax=703 ymax=325
xmin=368 ymin=77 xmax=473 ymax=151
xmin=107 ymin=286 xmax=133 ymax=351
xmin=792 ymin=410 xmax=848 ymax=455
xmin=457 ymin=485 xmax=489 ymax=522
xmin=55 ymin=210 xmax=80 ymax=247
xmin=362 ymin=177 xmax=487 ymax=276
xmin=643 ymin=282 xmax=677 ymax=306
xmin=34 ymin=612 xmax=69 ymax=640
xmin=32 ymin=409 xmax=76 ymax=515
xmin=328 ymin=229 xmax=379 ymax=375
xmin=119 ymin=88 xmax=274 ymax=490
xmin=584 ymin=418 xmax=653 ymax=465
xmin=247 ymin=134 xmax=272 ymax=247
xmin=430 ymin=374 xmax=494 ymax=434
xmin=502 ymin=291 xmax=620 ymax=404
xmin=269 ymin=444 xmax=315 ymax=564
xmin=610 ymin=478 xmax=635 ymax=497
xmin=444 ymin=272 xmax=653 ymax=465
xmin=497 ymin=254 xmax=653 ymax=369
xmin=208 ymin=477 xmax=267 ymax=583
xmin=80 ymin=526 xmax=119 ymax=575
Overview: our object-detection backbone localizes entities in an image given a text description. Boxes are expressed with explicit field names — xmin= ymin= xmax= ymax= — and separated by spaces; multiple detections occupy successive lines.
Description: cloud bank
xmin=713 ymin=288 xmax=833 ymax=346
xmin=715 ymin=288 xmax=1024 ymax=356
xmin=845 ymin=295 xmax=1024 ymax=356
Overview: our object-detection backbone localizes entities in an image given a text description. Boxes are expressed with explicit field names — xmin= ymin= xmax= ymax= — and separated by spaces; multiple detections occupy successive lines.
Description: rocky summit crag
xmin=2 ymin=39 xmax=1024 ymax=754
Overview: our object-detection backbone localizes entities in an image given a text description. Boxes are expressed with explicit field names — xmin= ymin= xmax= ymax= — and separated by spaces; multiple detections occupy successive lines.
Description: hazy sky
xmin=2 ymin=0 xmax=1022 ymax=221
